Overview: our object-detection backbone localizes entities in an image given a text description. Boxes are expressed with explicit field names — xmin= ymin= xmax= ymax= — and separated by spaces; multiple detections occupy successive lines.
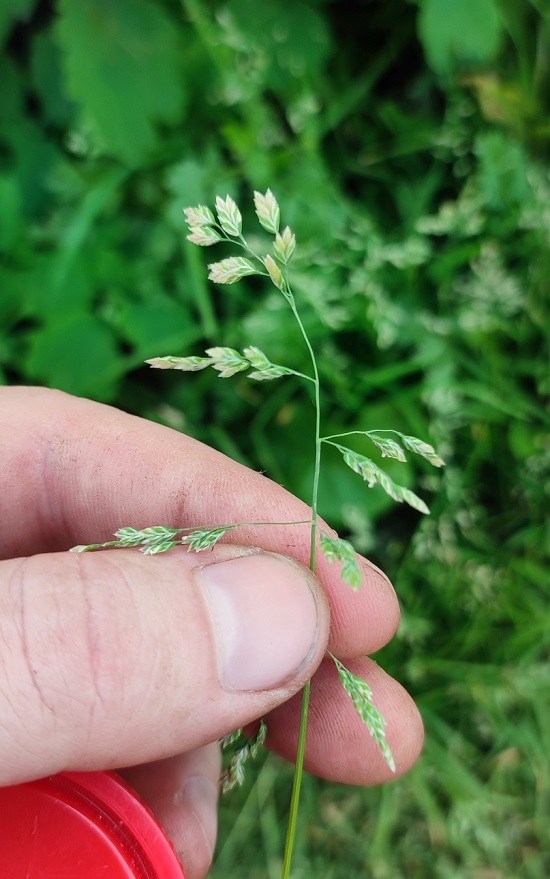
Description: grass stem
xmin=280 ymin=679 xmax=311 ymax=879
xmin=279 ymin=289 xmax=323 ymax=879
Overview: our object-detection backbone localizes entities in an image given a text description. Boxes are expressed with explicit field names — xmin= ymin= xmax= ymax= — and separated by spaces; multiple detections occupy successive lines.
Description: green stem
xmin=231 ymin=236 xmax=322 ymax=878
xmin=321 ymin=428 xmax=398 ymax=441
xmin=321 ymin=429 xmax=372 ymax=441
xmin=280 ymin=679 xmax=311 ymax=879
xmin=288 ymin=299 xmax=322 ymax=570
xmin=280 ymin=290 xmax=322 ymax=879
xmin=182 ymin=519 xmax=313 ymax=531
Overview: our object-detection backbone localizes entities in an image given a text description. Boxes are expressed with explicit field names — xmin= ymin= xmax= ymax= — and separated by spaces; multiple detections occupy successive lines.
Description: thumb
xmin=0 ymin=546 xmax=329 ymax=785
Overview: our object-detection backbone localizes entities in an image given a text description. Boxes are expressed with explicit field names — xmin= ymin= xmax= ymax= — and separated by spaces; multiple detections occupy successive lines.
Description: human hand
xmin=0 ymin=387 xmax=423 ymax=879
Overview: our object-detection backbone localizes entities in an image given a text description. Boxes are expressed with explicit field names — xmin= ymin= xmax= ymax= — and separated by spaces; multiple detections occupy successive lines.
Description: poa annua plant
xmin=73 ymin=191 xmax=444 ymax=878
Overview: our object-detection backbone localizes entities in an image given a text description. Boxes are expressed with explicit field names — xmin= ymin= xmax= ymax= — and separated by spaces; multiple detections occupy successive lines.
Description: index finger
xmin=0 ymin=386 xmax=399 ymax=656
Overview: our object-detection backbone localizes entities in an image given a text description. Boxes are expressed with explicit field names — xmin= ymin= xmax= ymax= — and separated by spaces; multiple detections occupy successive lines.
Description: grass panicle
xmin=72 ymin=191 xmax=444 ymax=879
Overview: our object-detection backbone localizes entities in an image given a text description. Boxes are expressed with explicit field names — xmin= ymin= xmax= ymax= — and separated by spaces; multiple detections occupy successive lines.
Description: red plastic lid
xmin=0 ymin=771 xmax=185 ymax=878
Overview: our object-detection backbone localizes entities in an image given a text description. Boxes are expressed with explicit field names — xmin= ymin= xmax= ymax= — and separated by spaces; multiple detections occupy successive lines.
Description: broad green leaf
xmin=225 ymin=0 xmax=330 ymax=92
xmin=418 ymin=0 xmax=503 ymax=76
xmin=55 ymin=0 xmax=186 ymax=164
xmin=23 ymin=313 xmax=122 ymax=401
xmin=0 ymin=0 xmax=36 ymax=48
xmin=118 ymin=296 xmax=197 ymax=358
xmin=475 ymin=131 xmax=531 ymax=211
xmin=0 ymin=175 xmax=23 ymax=252
xmin=31 ymin=31 xmax=75 ymax=128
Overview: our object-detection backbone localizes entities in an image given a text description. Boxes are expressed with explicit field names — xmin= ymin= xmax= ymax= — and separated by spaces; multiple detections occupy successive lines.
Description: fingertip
xmin=325 ymin=554 xmax=401 ymax=658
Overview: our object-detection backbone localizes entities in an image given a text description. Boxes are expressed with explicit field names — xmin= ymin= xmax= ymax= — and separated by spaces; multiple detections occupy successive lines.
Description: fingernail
xmin=199 ymin=552 xmax=320 ymax=692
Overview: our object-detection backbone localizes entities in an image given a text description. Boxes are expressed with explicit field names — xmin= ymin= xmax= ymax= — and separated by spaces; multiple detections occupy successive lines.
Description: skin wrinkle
xmin=0 ymin=442 xmax=39 ymax=560
xmin=0 ymin=557 xmax=83 ymax=779
xmin=33 ymin=410 xmax=106 ymax=552
xmin=127 ymin=639 xmax=167 ymax=737
xmin=59 ymin=554 xmax=144 ymax=767
xmin=17 ymin=555 xmax=100 ymax=767
xmin=35 ymin=430 xmax=72 ymax=555
xmin=0 ymin=563 xmax=38 ymax=760
xmin=50 ymin=553 xmax=145 ymax=761
xmin=18 ymin=558 xmax=56 ymax=717
xmin=53 ymin=560 xmax=96 ymax=758
xmin=77 ymin=552 xmax=104 ymax=749
xmin=91 ymin=552 xmax=216 ymax=760
xmin=132 ymin=624 xmax=165 ymax=716
xmin=0 ymin=572 xmax=53 ymax=785
xmin=92 ymin=556 xmax=145 ymax=727
xmin=12 ymin=398 xmax=267 ymax=555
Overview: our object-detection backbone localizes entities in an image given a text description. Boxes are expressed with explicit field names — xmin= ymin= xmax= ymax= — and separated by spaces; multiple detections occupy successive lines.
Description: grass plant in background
xmin=74 ymin=190 xmax=445 ymax=877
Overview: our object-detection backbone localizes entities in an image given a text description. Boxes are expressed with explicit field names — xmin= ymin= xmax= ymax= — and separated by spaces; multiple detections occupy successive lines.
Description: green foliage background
xmin=1 ymin=0 xmax=549 ymax=876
